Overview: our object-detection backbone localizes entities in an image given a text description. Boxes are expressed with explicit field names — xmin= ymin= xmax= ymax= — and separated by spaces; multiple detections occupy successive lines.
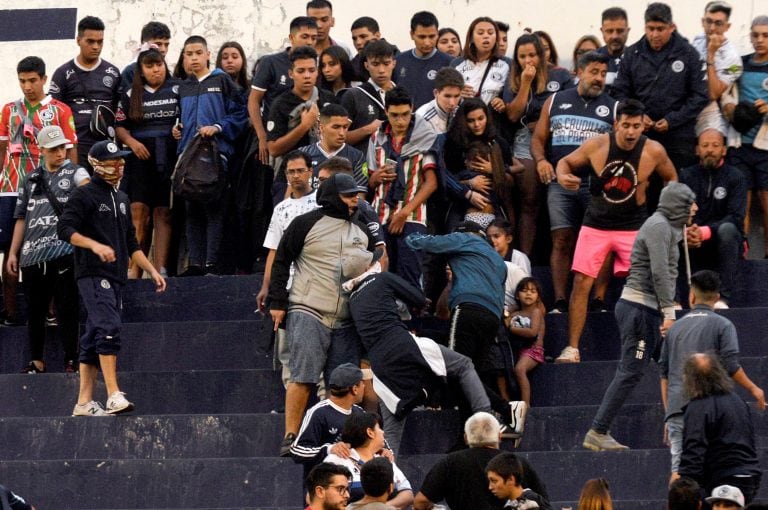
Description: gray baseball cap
xmin=36 ymin=125 xmax=70 ymax=149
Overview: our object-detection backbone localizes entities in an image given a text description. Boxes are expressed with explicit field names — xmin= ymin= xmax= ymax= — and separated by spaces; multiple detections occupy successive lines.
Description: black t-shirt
xmin=266 ymin=88 xmax=338 ymax=150
xmin=50 ymin=58 xmax=121 ymax=147
xmin=250 ymin=49 xmax=293 ymax=119
xmin=115 ymin=79 xmax=180 ymax=139
xmin=419 ymin=448 xmax=505 ymax=510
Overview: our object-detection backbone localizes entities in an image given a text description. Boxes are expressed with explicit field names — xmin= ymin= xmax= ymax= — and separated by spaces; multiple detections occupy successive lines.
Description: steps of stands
xmin=3 ymin=270 xmax=768 ymax=508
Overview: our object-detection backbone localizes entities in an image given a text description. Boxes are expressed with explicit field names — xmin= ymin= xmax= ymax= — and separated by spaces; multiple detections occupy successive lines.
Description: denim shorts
xmin=547 ymin=181 xmax=590 ymax=230
xmin=287 ymin=310 xmax=361 ymax=384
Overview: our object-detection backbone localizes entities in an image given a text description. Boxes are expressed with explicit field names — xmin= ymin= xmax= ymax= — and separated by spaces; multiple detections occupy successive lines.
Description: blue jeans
xmin=591 ymin=299 xmax=661 ymax=434
xmin=186 ymin=198 xmax=225 ymax=267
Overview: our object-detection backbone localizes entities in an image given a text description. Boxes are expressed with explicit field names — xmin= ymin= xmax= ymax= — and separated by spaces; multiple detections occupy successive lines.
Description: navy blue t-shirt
xmin=250 ymin=49 xmax=293 ymax=119
xmin=394 ymin=49 xmax=453 ymax=110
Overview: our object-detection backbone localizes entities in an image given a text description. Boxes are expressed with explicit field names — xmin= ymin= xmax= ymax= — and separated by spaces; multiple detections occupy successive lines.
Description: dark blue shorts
xmin=0 ymin=196 xmax=17 ymax=249
xmin=77 ymin=277 xmax=122 ymax=365
xmin=729 ymin=144 xmax=768 ymax=190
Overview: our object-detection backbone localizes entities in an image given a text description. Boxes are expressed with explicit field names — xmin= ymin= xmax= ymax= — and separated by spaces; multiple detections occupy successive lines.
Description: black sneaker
xmin=65 ymin=360 xmax=78 ymax=373
xmin=204 ymin=264 xmax=220 ymax=276
xmin=21 ymin=361 xmax=45 ymax=374
xmin=178 ymin=265 xmax=204 ymax=277
xmin=46 ymin=313 xmax=58 ymax=327
xmin=548 ymin=299 xmax=568 ymax=314
xmin=589 ymin=298 xmax=609 ymax=312
xmin=279 ymin=433 xmax=297 ymax=457
xmin=1 ymin=312 xmax=24 ymax=326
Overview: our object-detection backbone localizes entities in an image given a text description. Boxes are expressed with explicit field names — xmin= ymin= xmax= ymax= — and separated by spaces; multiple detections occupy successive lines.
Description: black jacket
xmin=613 ymin=32 xmax=708 ymax=146
xmin=678 ymin=391 xmax=761 ymax=487
xmin=679 ymin=163 xmax=747 ymax=238
xmin=57 ymin=176 xmax=139 ymax=284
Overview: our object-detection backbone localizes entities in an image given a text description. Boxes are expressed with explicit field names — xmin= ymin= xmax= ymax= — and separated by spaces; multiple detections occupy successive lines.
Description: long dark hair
xmin=463 ymin=17 xmax=499 ymax=63
xmin=319 ymin=46 xmax=355 ymax=93
xmin=448 ymin=98 xmax=507 ymax=199
xmin=129 ymin=48 xmax=167 ymax=123
xmin=510 ymin=33 xmax=548 ymax=95
xmin=216 ymin=41 xmax=249 ymax=88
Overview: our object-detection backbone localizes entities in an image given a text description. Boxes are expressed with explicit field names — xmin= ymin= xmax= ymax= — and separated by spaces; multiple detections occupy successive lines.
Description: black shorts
xmin=121 ymin=139 xmax=175 ymax=208
xmin=0 ymin=195 xmax=17 ymax=250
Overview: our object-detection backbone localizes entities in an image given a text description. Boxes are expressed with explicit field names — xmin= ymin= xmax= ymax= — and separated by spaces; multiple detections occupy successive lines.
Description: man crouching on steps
xmin=58 ymin=140 xmax=166 ymax=416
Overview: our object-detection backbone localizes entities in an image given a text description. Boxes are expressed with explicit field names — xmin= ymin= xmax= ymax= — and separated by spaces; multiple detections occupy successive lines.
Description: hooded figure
xmin=584 ymin=181 xmax=697 ymax=452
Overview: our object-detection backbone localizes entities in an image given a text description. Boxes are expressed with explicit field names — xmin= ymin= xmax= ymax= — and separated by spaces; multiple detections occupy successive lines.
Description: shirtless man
xmin=554 ymin=99 xmax=677 ymax=363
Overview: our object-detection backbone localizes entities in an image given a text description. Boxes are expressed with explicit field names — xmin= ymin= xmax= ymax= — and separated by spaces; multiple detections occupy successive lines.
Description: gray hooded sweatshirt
xmin=621 ymin=182 xmax=696 ymax=320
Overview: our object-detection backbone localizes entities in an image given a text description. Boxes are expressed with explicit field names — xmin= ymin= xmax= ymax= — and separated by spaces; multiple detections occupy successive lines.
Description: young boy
xmin=172 ymin=35 xmax=248 ymax=275
xmin=341 ymin=39 xmax=397 ymax=152
xmin=0 ymin=56 xmax=78 ymax=325
xmin=368 ymin=86 xmax=437 ymax=289
xmin=57 ymin=140 xmax=166 ymax=416
xmin=414 ymin=67 xmax=463 ymax=134
xmin=486 ymin=453 xmax=547 ymax=508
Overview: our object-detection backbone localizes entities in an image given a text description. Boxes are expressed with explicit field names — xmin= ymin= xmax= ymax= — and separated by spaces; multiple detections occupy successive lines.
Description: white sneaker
xmin=105 ymin=391 xmax=135 ymax=415
xmin=72 ymin=401 xmax=110 ymax=417
xmin=714 ymin=300 xmax=729 ymax=310
xmin=509 ymin=401 xmax=528 ymax=436
xmin=555 ymin=346 xmax=580 ymax=363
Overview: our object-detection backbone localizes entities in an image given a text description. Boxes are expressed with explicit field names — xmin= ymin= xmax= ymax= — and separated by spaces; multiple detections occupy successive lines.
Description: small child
xmin=507 ymin=277 xmax=545 ymax=407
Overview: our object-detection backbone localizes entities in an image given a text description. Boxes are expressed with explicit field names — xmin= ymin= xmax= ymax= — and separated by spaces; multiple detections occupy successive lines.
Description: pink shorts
xmin=520 ymin=344 xmax=545 ymax=364
xmin=571 ymin=226 xmax=637 ymax=278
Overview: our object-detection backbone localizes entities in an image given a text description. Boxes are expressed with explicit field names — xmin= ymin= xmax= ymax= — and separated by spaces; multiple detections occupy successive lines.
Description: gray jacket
xmin=621 ymin=182 xmax=695 ymax=319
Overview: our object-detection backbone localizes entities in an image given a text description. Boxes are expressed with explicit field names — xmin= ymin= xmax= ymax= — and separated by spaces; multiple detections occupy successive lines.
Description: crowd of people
xmin=1 ymin=0 xmax=767 ymax=507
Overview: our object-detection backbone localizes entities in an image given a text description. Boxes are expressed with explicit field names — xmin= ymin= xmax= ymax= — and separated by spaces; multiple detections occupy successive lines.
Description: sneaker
xmin=1 ymin=315 xmax=24 ymax=327
xmin=589 ymin=298 xmax=609 ymax=312
xmin=178 ymin=265 xmax=203 ymax=277
xmin=555 ymin=346 xmax=580 ymax=364
xmin=65 ymin=360 xmax=78 ymax=374
xmin=72 ymin=401 xmax=110 ymax=416
xmin=509 ymin=401 xmax=528 ymax=436
xmin=204 ymin=263 xmax=219 ymax=276
xmin=714 ymin=300 xmax=729 ymax=310
xmin=46 ymin=313 xmax=58 ymax=327
xmin=548 ymin=299 xmax=568 ymax=314
xmin=279 ymin=433 xmax=297 ymax=457
xmin=20 ymin=361 xmax=45 ymax=374
xmin=105 ymin=391 xmax=135 ymax=415
xmin=583 ymin=429 xmax=629 ymax=451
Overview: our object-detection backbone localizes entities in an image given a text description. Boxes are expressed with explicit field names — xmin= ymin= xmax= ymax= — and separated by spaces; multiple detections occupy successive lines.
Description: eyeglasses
xmin=327 ymin=484 xmax=350 ymax=495
xmin=286 ymin=168 xmax=310 ymax=176
xmin=702 ymin=18 xmax=727 ymax=27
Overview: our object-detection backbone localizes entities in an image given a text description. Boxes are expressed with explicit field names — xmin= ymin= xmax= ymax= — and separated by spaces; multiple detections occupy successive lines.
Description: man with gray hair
xmin=678 ymin=353 xmax=761 ymax=503
xmin=413 ymin=412 xmax=549 ymax=510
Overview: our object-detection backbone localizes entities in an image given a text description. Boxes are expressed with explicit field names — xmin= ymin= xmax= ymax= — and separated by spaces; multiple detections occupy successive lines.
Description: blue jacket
xmin=177 ymin=68 xmax=248 ymax=159
xmin=406 ymin=232 xmax=506 ymax=317
xmin=613 ymin=32 xmax=707 ymax=146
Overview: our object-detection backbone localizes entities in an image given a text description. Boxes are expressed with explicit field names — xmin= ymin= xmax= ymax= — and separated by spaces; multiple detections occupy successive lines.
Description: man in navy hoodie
xmin=58 ymin=140 xmax=166 ymax=416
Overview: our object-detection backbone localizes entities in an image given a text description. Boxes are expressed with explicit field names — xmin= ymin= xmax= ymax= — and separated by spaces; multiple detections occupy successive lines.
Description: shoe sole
xmin=582 ymin=440 xmax=629 ymax=452
xmin=106 ymin=402 xmax=135 ymax=415
xmin=554 ymin=358 xmax=579 ymax=364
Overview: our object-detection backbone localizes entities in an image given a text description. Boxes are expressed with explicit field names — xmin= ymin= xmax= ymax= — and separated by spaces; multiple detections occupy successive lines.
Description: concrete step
xmin=6 ymin=402 xmax=768 ymax=460
xmin=0 ymin=320 xmax=273 ymax=374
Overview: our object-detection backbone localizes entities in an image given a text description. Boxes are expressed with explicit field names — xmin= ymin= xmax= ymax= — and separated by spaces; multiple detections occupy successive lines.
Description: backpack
xmin=171 ymin=134 xmax=226 ymax=203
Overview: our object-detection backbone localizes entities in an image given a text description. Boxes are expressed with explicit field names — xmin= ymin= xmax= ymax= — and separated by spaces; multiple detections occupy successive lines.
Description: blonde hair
xmin=578 ymin=478 xmax=613 ymax=510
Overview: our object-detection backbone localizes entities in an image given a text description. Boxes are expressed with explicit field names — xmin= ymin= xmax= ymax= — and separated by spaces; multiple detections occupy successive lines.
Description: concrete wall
xmin=0 ymin=0 xmax=766 ymax=103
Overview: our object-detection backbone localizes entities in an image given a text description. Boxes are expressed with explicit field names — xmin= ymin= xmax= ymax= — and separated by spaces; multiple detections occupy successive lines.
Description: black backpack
xmin=172 ymin=135 xmax=226 ymax=203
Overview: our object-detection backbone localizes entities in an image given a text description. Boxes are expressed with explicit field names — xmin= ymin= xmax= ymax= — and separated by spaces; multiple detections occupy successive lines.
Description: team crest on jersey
xmin=39 ymin=110 xmax=55 ymax=122
xmin=58 ymin=179 xmax=71 ymax=190
xmin=367 ymin=105 xmax=375 ymax=115
xmin=491 ymin=72 xmax=503 ymax=82
xmin=120 ymin=202 xmax=127 ymax=215
xmin=671 ymin=60 xmax=685 ymax=73
xmin=280 ymin=75 xmax=287 ymax=85
xmin=101 ymin=279 xmax=111 ymax=289
xmin=103 ymin=76 xmax=114 ymax=87
xmin=172 ymin=85 xmax=179 ymax=94
xmin=762 ymin=77 xmax=768 ymax=91
xmin=427 ymin=70 xmax=437 ymax=80
xmin=713 ymin=186 xmax=727 ymax=200
xmin=596 ymin=105 xmax=610 ymax=118
xmin=558 ymin=103 xmax=572 ymax=110
xmin=267 ymin=121 xmax=275 ymax=132
xmin=106 ymin=67 xmax=119 ymax=77
xmin=546 ymin=81 xmax=561 ymax=92
xmin=599 ymin=159 xmax=638 ymax=204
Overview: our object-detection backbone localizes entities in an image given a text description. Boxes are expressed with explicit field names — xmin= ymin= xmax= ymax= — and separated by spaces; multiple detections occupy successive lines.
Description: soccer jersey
xmin=250 ymin=49 xmax=293 ymax=120
xmin=692 ymin=34 xmax=743 ymax=134
xmin=597 ymin=46 xmax=624 ymax=95
xmin=50 ymin=58 xmax=120 ymax=148
xmin=0 ymin=96 xmax=77 ymax=195
xmin=115 ymin=79 xmax=180 ymax=138
xmin=415 ymin=99 xmax=451 ymax=134
xmin=13 ymin=161 xmax=89 ymax=266
xmin=299 ymin=142 xmax=367 ymax=187
xmin=394 ymin=49 xmax=453 ymax=110
xmin=451 ymin=57 xmax=510 ymax=105
xmin=736 ymin=54 xmax=768 ymax=144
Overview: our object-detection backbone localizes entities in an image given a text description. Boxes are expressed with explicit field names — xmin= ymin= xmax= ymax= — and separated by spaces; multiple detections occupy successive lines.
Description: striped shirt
xmin=0 ymin=96 xmax=77 ymax=194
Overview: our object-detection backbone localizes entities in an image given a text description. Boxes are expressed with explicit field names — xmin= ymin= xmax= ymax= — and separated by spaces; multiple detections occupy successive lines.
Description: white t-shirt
xmin=692 ymin=34 xmax=743 ymax=135
xmin=453 ymin=57 xmax=510 ymax=105
xmin=503 ymin=261 xmax=530 ymax=308
xmin=263 ymin=191 xmax=319 ymax=288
